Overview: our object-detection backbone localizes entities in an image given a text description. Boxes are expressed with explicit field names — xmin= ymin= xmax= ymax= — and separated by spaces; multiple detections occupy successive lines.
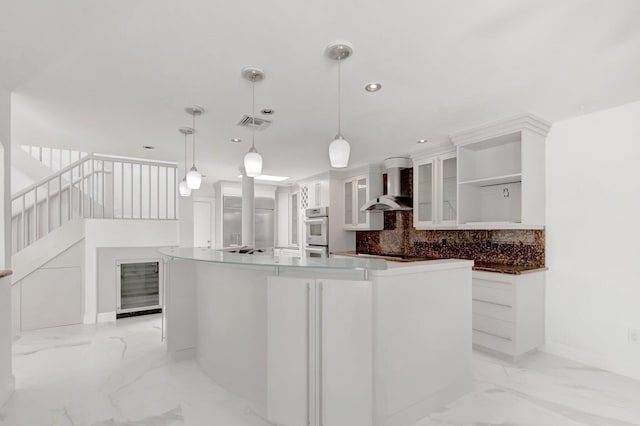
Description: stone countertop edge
xmin=333 ymin=251 xmax=547 ymax=275
xmin=472 ymin=264 xmax=548 ymax=275
xmin=0 ymin=270 xmax=13 ymax=279
xmin=370 ymin=258 xmax=474 ymax=276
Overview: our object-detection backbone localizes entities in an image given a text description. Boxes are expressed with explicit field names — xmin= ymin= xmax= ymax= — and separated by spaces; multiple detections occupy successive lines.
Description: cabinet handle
xmin=472 ymin=298 xmax=513 ymax=309
xmin=473 ymin=328 xmax=513 ymax=342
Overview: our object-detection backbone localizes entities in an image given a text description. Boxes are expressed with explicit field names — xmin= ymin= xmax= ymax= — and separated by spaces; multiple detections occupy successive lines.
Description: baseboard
xmin=541 ymin=341 xmax=640 ymax=381
xmin=0 ymin=374 xmax=15 ymax=408
xmin=97 ymin=312 xmax=116 ymax=323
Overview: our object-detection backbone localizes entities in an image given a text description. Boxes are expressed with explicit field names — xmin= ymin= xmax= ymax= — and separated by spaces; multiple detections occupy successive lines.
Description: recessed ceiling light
xmin=417 ymin=139 xmax=428 ymax=144
xmin=142 ymin=145 xmax=155 ymax=149
xmin=365 ymin=83 xmax=382 ymax=92
xmin=236 ymin=173 xmax=289 ymax=182
xmin=261 ymin=108 xmax=274 ymax=115
xmin=231 ymin=138 xmax=242 ymax=143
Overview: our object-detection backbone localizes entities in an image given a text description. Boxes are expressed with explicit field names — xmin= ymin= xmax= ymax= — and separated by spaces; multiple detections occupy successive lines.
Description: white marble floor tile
xmin=2 ymin=315 xmax=640 ymax=426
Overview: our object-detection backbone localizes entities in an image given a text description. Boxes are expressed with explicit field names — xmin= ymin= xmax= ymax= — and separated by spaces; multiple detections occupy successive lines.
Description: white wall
xmin=11 ymin=147 xmax=55 ymax=193
xmin=543 ymin=100 xmax=640 ymax=380
xmin=83 ymin=219 xmax=179 ymax=323
xmin=13 ymin=241 xmax=84 ymax=332
xmin=0 ymin=86 xmax=14 ymax=406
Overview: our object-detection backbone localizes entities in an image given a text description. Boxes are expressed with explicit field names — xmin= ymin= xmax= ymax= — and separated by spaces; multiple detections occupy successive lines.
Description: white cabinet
xmin=342 ymin=170 xmax=383 ymax=231
xmin=321 ymin=279 xmax=373 ymax=426
xmin=472 ymin=270 xmax=545 ymax=359
xmin=452 ymin=114 xmax=551 ymax=229
xmin=276 ymin=190 xmax=299 ymax=248
xmin=300 ymin=179 xmax=329 ymax=209
xmin=267 ymin=276 xmax=373 ymax=426
xmin=413 ymin=150 xmax=457 ymax=229
xmin=267 ymin=277 xmax=309 ymax=426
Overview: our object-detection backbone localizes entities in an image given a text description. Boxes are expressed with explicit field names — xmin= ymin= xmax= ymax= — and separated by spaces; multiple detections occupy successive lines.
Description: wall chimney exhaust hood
xmin=361 ymin=157 xmax=413 ymax=211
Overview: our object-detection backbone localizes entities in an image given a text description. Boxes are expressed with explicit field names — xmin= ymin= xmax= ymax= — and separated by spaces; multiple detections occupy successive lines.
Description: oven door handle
xmin=305 ymin=246 xmax=327 ymax=253
xmin=304 ymin=218 xmax=327 ymax=224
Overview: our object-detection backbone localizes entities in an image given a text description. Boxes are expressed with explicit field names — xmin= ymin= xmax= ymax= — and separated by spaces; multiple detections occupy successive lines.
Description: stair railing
xmin=11 ymin=154 xmax=178 ymax=254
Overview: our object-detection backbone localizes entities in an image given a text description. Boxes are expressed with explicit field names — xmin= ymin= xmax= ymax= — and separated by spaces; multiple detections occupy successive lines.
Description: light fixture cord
xmin=184 ymin=133 xmax=188 ymax=178
xmin=337 ymin=56 xmax=342 ymax=135
xmin=192 ymin=112 xmax=196 ymax=168
xmin=251 ymin=78 xmax=256 ymax=150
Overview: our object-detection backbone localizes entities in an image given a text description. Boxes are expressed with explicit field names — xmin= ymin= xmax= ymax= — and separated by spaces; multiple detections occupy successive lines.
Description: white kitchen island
xmin=159 ymin=247 xmax=473 ymax=426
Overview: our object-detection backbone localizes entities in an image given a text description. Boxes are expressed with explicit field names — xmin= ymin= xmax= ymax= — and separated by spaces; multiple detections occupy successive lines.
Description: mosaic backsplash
xmin=356 ymin=211 xmax=545 ymax=267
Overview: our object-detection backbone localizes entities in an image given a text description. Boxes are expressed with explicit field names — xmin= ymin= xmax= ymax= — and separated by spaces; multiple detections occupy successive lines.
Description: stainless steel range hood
xmin=361 ymin=157 xmax=413 ymax=211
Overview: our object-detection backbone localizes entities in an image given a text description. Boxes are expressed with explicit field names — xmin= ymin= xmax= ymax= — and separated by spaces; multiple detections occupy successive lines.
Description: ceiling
xmin=2 ymin=0 xmax=640 ymax=186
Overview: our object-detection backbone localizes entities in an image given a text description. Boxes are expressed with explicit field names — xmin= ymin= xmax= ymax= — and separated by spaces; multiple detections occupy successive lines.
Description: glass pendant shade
xmin=329 ymin=134 xmax=350 ymax=168
xmin=186 ymin=166 xmax=202 ymax=189
xmin=244 ymin=147 xmax=263 ymax=177
xmin=179 ymin=178 xmax=192 ymax=197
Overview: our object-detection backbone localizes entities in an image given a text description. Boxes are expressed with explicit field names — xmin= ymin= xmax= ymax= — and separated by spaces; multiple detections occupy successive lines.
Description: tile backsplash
xmin=356 ymin=211 xmax=545 ymax=267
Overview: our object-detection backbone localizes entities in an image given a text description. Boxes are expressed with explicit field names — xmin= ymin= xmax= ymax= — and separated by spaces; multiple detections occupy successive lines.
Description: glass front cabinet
xmin=343 ymin=171 xmax=383 ymax=231
xmin=413 ymin=151 xmax=458 ymax=229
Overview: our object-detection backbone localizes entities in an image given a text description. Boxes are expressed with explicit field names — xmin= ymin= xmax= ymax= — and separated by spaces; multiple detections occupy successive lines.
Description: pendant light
xmin=178 ymin=127 xmax=193 ymax=197
xmin=326 ymin=41 xmax=353 ymax=168
xmin=241 ymin=66 xmax=265 ymax=177
xmin=185 ymin=105 xmax=204 ymax=189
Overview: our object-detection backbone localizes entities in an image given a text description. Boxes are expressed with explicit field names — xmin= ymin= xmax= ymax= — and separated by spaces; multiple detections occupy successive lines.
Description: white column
xmin=178 ymin=163 xmax=194 ymax=248
xmin=241 ymin=167 xmax=255 ymax=247
xmin=0 ymin=85 xmax=15 ymax=406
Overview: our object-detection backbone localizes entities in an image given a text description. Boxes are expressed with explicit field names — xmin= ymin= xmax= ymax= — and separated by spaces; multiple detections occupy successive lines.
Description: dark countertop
xmin=332 ymin=252 xmax=546 ymax=274
xmin=472 ymin=262 xmax=547 ymax=275
xmin=0 ymin=270 xmax=13 ymax=279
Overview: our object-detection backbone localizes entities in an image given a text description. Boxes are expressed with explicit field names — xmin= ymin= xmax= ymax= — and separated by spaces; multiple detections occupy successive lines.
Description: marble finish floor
xmin=1 ymin=315 xmax=639 ymax=426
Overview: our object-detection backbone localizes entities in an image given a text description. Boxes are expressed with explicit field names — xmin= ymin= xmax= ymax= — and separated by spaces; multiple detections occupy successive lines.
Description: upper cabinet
xmin=342 ymin=166 xmax=383 ymax=231
xmin=413 ymin=148 xmax=458 ymax=229
xmin=452 ymin=113 xmax=551 ymax=229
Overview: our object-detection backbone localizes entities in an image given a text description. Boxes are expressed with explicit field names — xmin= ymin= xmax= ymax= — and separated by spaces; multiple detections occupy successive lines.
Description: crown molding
xmin=450 ymin=113 xmax=552 ymax=146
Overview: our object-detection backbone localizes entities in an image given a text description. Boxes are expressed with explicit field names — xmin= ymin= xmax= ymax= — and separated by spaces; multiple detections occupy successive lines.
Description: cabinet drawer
xmin=473 ymin=329 xmax=515 ymax=355
xmin=472 ymin=315 xmax=515 ymax=340
xmin=472 ymin=285 xmax=514 ymax=307
xmin=472 ymin=299 xmax=515 ymax=322
xmin=473 ymin=277 xmax=514 ymax=291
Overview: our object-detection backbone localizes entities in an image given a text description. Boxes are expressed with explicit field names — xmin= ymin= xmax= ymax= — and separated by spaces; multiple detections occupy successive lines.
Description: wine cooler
xmin=116 ymin=259 xmax=163 ymax=317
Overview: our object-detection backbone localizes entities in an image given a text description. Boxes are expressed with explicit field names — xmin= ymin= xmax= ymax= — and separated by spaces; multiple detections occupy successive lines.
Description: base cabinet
xmin=472 ymin=270 xmax=545 ymax=359
xmin=267 ymin=277 xmax=372 ymax=426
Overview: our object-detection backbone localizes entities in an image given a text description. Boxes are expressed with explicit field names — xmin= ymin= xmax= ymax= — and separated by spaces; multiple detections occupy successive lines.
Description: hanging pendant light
xmin=178 ymin=126 xmax=193 ymax=197
xmin=185 ymin=105 xmax=204 ymax=189
xmin=241 ymin=66 xmax=265 ymax=177
xmin=326 ymin=41 xmax=353 ymax=168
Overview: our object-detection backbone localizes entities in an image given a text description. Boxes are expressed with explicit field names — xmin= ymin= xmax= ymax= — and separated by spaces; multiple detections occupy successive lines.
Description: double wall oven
xmin=304 ymin=207 xmax=329 ymax=258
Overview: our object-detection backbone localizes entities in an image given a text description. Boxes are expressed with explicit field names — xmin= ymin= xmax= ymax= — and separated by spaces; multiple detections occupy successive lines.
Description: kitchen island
xmin=160 ymin=247 xmax=473 ymax=426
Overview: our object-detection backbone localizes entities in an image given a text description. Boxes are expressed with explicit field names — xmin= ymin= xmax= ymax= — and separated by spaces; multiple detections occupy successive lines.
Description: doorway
xmin=193 ymin=200 xmax=212 ymax=248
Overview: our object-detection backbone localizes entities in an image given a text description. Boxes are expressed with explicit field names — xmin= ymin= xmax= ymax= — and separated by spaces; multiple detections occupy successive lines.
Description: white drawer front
xmin=473 ymin=277 xmax=514 ymax=290
xmin=473 ymin=315 xmax=515 ymax=341
xmin=473 ymin=299 xmax=515 ymax=322
xmin=472 ymin=285 xmax=514 ymax=307
xmin=473 ymin=330 xmax=515 ymax=355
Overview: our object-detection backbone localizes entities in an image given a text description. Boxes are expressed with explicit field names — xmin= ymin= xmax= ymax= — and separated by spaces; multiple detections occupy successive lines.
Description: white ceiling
xmin=2 ymin=0 xmax=640 ymax=186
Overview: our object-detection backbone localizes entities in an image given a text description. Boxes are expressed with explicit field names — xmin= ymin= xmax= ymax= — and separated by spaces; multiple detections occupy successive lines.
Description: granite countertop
xmin=0 ymin=270 xmax=13 ymax=279
xmin=332 ymin=252 xmax=546 ymax=275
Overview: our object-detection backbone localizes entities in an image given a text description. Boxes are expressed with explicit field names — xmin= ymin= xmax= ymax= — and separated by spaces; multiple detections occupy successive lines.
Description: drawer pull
xmin=472 ymin=298 xmax=513 ymax=309
xmin=473 ymin=328 xmax=513 ymax=342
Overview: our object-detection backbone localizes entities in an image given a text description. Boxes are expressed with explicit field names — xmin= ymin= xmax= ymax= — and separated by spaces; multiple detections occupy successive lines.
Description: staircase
xmin=11 ymin=153 xmax=178 ymax=282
